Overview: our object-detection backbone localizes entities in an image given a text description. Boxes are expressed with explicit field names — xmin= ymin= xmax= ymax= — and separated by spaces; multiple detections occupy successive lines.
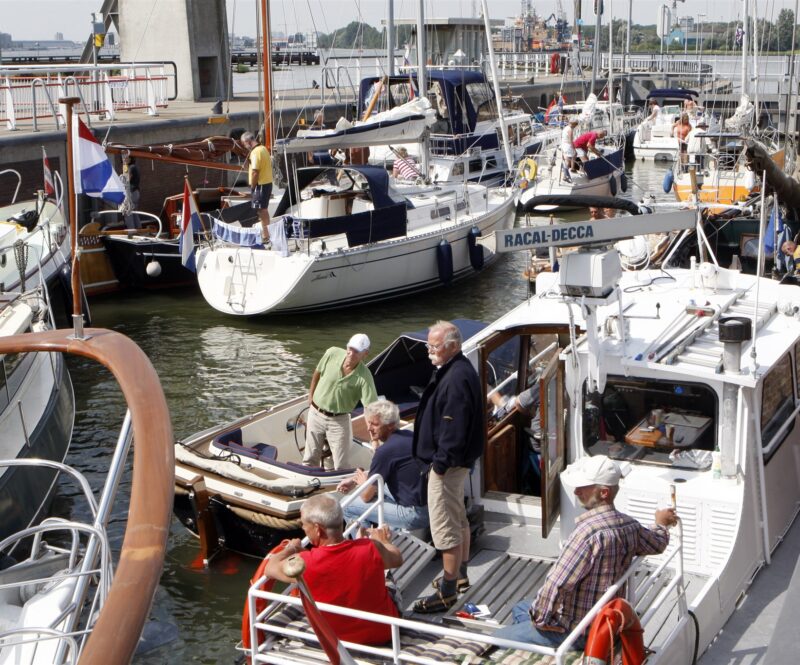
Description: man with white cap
xmin=494 ymin=455 xmax=677 ymax=649
xmin=303 ymin=333 xmax=378 ymax=469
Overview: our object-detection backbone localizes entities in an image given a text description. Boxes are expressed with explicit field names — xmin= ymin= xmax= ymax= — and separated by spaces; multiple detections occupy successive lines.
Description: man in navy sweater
xmin=411 ymin=321 xmax=484 ymax=613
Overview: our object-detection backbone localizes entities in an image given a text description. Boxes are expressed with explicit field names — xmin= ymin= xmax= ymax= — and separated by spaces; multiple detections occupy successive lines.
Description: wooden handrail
xmin=0 ymin=328 xmax=174 ymax=665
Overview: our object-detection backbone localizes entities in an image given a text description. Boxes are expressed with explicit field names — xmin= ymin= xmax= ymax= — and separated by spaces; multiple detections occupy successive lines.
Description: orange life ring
xmin=583 ymin=598 xmax=646 ymax=665
xmin=241 ymin=540 xmax=300 ymax=651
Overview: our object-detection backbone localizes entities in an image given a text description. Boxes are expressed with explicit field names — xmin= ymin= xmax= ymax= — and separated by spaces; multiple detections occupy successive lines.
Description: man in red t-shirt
xmin=265 ymin=494 xmax=403 ymax=646
xmin=573 ymin=129 xmax=607 ymax=162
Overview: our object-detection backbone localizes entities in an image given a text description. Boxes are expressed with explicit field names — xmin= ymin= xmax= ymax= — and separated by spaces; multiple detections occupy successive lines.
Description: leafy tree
xmin=776 ymin=8 xmax=796 ymax=51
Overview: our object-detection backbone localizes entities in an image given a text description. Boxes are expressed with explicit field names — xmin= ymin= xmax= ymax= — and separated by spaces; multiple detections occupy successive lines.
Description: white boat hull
xmin=197 ymin=191 xmax=516 ymax=315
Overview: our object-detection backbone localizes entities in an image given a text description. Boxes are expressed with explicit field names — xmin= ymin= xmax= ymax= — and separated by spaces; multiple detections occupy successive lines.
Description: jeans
xmin=343 ymin=487 xmax=429 ymax=531
xmin=492 ymin=600 xmax=586 ymax=651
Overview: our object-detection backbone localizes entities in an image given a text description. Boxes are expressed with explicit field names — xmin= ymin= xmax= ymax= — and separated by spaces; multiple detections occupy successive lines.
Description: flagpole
xmin=59 ymin=96 xmax=85 ymax=340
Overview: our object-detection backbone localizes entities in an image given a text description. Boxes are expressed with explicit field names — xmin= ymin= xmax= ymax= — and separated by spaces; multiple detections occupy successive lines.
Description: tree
xmin=776 ymin=8 xmax=795 ymax=52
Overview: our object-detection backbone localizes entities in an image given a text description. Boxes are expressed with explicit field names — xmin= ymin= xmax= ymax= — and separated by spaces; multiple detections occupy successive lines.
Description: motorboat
xmin=173 ymin=319 xmax=487 ymax=562
xmin=242 ymin=209 xmax=800 ymax=664
xmin=0 ymin=288 xmax=73 ymax=545
xmin=0 ymin=171 xmax=70 ymax=294
xmin=633 ymin=88 xmax=716 ymax=161
xmin=195 ymin=165 xmax=516 ymax=316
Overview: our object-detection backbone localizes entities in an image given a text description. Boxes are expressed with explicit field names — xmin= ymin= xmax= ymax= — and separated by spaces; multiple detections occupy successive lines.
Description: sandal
xmin=432 ymin=576 xmax=470 ymax=593
xmin=413 ymin=591 xmax=458 ymax=614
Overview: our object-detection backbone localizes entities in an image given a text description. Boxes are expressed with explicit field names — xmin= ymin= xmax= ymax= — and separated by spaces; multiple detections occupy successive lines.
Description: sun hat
xmin=561 ymin=455 xmax=624 ymax=488
xmin=347 ymin=333 xmax=371 ymax=353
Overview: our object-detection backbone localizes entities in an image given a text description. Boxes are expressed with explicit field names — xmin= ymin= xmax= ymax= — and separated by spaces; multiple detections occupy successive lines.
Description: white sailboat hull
xmin=196 ymin=192 xmax=516 ymax=316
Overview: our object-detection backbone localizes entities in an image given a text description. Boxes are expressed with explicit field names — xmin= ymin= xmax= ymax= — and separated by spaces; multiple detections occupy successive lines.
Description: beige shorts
xmin=427 ymin=466 xmax=470 ymax=550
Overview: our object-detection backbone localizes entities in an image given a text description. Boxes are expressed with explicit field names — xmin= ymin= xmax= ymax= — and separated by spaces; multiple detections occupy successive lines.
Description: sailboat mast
xmin=481 ymin=0 xmax=513 ymax=173
xmin=260 ymin=0 xmax=273 ymax=150
xmin=387 ymin=0 xmax=395 ymax=76
xmin=417 ymin=0 xmax=428 ymax=178
xmin=741 ymin=0 xmax=748 ymax=101
xmin=590 ymin=0 xmax=603 ymax=95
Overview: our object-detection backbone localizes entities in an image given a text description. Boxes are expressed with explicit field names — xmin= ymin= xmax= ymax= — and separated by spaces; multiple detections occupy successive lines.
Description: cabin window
xmin=468 ymin=159 xmax=484 ymax=173
xmin=584 ymin=376 xmax=717 ymax=470
xmin=0 ymin=351 xmax=35 ymax=413
xmin=430 ymin=206 xmax=450 ymax=220
xmin=467 ymin=82 xmax=497 ymax=122
xmin=520 ymin=121 xmax=532 ymax=141
xmin=761 ymin=353 xmax=795 ymax=451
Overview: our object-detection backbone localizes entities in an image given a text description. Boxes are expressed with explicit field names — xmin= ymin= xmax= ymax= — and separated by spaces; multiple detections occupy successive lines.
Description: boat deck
xmin=248 ymin=514 xmax=710 ymax=663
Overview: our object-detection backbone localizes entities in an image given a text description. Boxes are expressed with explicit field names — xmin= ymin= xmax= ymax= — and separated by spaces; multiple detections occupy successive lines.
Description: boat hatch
xmin=584 ymin=376 xmax=716 ymax=471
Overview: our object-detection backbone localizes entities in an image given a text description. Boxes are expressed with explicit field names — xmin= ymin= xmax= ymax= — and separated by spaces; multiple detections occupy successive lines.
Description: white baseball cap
xmin=347 ymin=333 xmax=371 ymax=353
xmin=561 ymin=455 xmax=624 ymax=488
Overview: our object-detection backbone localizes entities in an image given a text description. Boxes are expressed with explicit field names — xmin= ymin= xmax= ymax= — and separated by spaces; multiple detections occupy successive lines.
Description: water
xmin=60 ymin=158 xmax=673 ymax=663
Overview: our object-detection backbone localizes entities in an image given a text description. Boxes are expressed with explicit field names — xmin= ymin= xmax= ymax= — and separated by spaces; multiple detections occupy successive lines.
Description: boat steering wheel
xmin=293 ymin=406 xmax=309 ymax=454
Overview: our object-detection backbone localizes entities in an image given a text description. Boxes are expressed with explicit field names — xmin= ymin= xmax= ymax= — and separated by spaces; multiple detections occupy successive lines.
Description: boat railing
xmin=245 ymin=498 xmax=687 ymax=664
xmin=0 ymin=169 xmax=22 ymax=205
xmin=0 ymin=329 xmax=173 ymax=664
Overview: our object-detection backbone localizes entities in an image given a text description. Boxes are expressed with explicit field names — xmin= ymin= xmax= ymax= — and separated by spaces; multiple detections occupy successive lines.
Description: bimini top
xmin=359 ymin=69 xmax=492 ymax=135
xmin=647 ymin=88 xmax=700 ymax=101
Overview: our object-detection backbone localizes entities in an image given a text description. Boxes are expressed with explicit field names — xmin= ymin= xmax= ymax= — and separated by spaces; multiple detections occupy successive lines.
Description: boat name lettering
xmin=503 ymin=224 xmax=594 ymax=248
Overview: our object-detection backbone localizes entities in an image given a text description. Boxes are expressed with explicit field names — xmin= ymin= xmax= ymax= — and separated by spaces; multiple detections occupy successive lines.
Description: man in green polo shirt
xmin=303 ymin=333 xmax=378 ymax=469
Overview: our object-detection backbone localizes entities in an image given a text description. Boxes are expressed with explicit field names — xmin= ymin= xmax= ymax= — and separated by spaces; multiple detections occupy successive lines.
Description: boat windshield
xmin=584 ymin=375 xmax=716 ymax=471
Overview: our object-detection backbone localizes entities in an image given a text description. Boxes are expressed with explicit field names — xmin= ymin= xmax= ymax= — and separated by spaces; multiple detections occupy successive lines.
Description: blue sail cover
xmin=646 ymin=88 xmax=700 ymax=101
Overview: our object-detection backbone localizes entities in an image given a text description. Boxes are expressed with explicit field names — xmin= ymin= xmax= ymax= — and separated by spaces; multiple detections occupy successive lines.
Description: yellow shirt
xmin=249 ymin=145 xmax=273 ymax=185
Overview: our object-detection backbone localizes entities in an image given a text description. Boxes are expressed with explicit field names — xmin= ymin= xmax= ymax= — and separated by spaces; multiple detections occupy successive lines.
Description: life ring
xmin=241 ymin=540 xmax=300 ymax=651
xmin=583 ymin=598 xmax=646 ymax=665
xmin=517 ymin=158 xmax=538 ymax=189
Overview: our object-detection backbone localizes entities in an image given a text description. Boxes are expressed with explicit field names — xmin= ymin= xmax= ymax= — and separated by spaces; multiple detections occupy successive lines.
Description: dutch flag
xmin=179 ymin=179 xmax=200 ymax=272
xmin=72 ymin=116 xmax=126 ymax=205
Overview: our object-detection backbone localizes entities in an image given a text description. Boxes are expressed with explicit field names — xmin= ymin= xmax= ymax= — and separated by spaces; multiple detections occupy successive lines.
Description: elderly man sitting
xmin=264 ymin=494 xmax=403 ymax=646
xmin=493 ymin=455 xmax=677 ymax=649
xmin=337 ymin=400 xmax=429 ymax=532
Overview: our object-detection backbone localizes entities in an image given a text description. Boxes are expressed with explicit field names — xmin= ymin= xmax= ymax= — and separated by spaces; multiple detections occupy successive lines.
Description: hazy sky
xmin=0 ymin=0 xmax=796 ymax=42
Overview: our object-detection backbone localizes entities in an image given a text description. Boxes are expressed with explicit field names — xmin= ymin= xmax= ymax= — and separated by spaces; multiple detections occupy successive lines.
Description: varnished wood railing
xmin=0 ymin=328 xmax=174 ymax=665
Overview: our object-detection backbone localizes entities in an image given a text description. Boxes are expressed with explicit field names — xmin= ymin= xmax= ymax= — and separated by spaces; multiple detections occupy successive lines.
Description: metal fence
xmin=0 ymin=62 xmax=176 ymax=131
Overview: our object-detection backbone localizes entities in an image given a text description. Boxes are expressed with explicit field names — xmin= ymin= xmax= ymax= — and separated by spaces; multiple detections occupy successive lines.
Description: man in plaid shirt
xmin=494 ymin=455 xmax=677 ymax=649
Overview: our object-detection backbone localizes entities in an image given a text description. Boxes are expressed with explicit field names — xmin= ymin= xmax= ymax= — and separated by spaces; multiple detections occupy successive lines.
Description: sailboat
xmin=194 ymin=2 xmax=517 ymax=317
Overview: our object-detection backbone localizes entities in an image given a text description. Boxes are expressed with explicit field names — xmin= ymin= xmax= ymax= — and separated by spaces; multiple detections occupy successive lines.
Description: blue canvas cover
xmin=583 ymin=147 xmax=624 ymax=180
xmin=646 ymin=88 xmax=700 ymax=101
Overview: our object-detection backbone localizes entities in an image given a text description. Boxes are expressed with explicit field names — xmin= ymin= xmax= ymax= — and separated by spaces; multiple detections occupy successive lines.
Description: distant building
xmin=0 ymin=33 xmax=12 ymax=49
xmin=55 ymin=32 xmax=64 ymax=41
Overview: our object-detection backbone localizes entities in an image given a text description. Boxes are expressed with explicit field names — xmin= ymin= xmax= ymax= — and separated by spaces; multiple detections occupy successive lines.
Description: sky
xmin=0 ymin=0 xmax=797 ymax=42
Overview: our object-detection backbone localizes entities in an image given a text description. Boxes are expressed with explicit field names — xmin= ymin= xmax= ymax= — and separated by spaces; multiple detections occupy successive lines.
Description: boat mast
xmin=608 ymin=0 xmax=614 ymax=134
xmin=741 ymin=0 xmax=748 ymax=102
xmin=416 ymin=0 xmax=429 ymax=178
xmin=387 ymin=0 xmax=395 ymax=76
xmin=590 ymin=0 xmax=603 ymax=95
xmin=260 ymin=0 xmax=273 ymax=149
xmin=481 ymin=0 xmax=513 ymax=173
xmin=752 ymin=0 xmax=759 ymax=131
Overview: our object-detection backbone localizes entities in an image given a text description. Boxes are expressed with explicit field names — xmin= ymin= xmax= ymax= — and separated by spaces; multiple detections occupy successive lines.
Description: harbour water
xmin=60 ymin=159 xmax=672 ymax=663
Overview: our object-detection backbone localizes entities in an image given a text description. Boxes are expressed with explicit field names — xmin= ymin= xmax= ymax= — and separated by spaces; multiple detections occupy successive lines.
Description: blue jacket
xmin=412 ymin=352 xmax=484 ymax=475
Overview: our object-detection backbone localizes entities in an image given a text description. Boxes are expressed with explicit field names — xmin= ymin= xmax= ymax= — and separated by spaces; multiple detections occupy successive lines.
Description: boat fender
xmin=146 ymin=260 xmax=162 ymax=278
xmin=609 ymin=175 xmax=618 ymax=196
xmin=467 ymin=226 xmax=484 ymax=271
xmin=437 ymin=239 xmax=453 ymax=284
xmin=620 ymin=172 xmax=628 ymax=193
xmin=517 ymin=158 xmax=537 ymax=189
xmin=583 ymin=598 xmax=646 ymax=665
xmin=57 ymin=264 xmax=92 ymax=327
xmin=663 ymin=170 xmax=674 ymax=193
xmin=241 ymin=540 xmax=300 ymax=651
xmin=744 ymin=169 xmax=756 ymax=190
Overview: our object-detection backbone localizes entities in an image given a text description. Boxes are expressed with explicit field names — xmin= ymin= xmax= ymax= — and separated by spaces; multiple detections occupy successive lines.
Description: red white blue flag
xmin=179 ymin=179 xmax=199 ymax=272
xmin=42 ymin=147 xmax=56 ymax=198
xmin=71 ymin=116 xmax=125 ymax=205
